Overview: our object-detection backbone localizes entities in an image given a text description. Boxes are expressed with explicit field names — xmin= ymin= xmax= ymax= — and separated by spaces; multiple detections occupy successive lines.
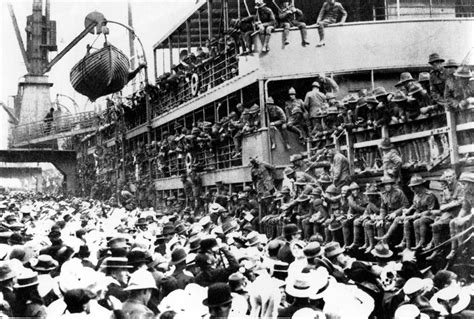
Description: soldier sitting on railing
xmin=229 ymin=111 xmax=245 ymax=158
xmin=278 ymin=1 xmax=309 ymax=47
xmin=408 ymin=82 xmax=438 ymax=117
xmin=229 ymin=17 xmax=255 ymax=55
xmin=443 ymin=59 xmax=460 ymax=110
xmin=315 ymin=0 xmax=347 ymax=47
xmin=266 ymin=97 xmax=291 ymax=150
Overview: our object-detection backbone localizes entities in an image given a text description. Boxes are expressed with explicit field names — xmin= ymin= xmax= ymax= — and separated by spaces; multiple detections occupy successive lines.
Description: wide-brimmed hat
xmin=14 ymin=269 xmax=39 ymax=288
xmin=284 ymin=167 xmax=295 ymax=176
xmin=249 ymin=104 xmax=260 ymax=114
xmin=162 ymin=223 xmax=176 ymax=236
xmin=325 ymin=184 xmax=340 ymax=195
xmin=127 ymin=250 xmax=152 ymax=267
xmin=444 ymin=59 xmax=458 ymax=68
xmin=245 ymin=231 xmax=261 ymax=247
xmin=348 ymin=182 xmax=360 ymax=191
xmin=311 ymin=187 xmax=322 ymax=196
xmin=380 ymin=176 xmax=395 ymax=184
xmin=372 ymin=87 xmax=389 ymax=98
xmin=303 ymin=242 xmax=322 ymax=259
xmin=100 ymin=257 xmax=132 ymax=270
xmin=124 ymin=269 xmax=158 ymax=291
xmin=0 ymin=261 xmax=15 ymax=282
xmin=408 ymin=174 xmax=426 ymax=187
xmin=135 ymin=217 xmax=148 ymax=227
xmin=371 ymin=242 xmax=393 ymax=258
xmin=317 ymin=173 xmax=332 ymax=184
xmin=170 ymin=248 xmax=187 ymax=265
xmin=188 ymin=236 xmax=201 ymax=253
xmin=380 ymin=138 xmax=395 ymax=150
xmin=203 ymin=282 xmax=233 ymax=307
xmin=222 ymin=220 xmax=239 ymax=235
xmin=357 ymin=97 xmax=367 ymax=107
xmin=308 ymin=267 xmax=331 ymax=300
xmin=324 ymin=241 xmax=344 ymax=258
xmin=418 ymin=72 xmax=430 ymax=82
xmin=283 ymin=224 xmax=300 ymax=237
xmin=30 ymin=254 xmax=59 ymax=272
xmin=200 ymin=237 xmax=218 ymax=252
xmin=403 ymin=277 xmax=425 ymax=295
xmin=454 ymin=65 xmax=472 ymax=78
xmin=396 ymin=72 xmax=414 ymax=87
xmin=394 ymin=304 xmax=430 ymax=319
xmin=286 ymin=273 xmax=313 ymax=298
xmin=428 ymin=53 xmax=444 ymax=64
xmin=391 ymin=90 xmax=407 ymax=102
xmin=296 ymin=194 xmax=310 ymax=203
xmin=328 ymin=219 xmax=342 ymax=231
xmin=429 ymin=285 xmax=471 ymax=315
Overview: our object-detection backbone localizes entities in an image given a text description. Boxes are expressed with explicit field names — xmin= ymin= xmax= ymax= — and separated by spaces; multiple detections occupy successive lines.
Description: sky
xmin=0 ymin=0 xmax=201 ymax=148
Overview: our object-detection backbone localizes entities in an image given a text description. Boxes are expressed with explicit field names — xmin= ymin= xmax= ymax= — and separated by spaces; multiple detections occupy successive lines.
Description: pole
xmin=396 ymin=0 xmax=400 ymax=18
xmin=128 ymin=0 xmax=136 ymax=92
xmin=7 ymin=2 xmax=31 ymax=73
xmin=207 ymin=0 xmax=213 ymax=40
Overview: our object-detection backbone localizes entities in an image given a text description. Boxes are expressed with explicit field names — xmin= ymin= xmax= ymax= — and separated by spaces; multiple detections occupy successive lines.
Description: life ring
xmin=190 ymin=73 xmax=199 ymax=96
xmin=185 ymin=152 xmax=193 ymax=173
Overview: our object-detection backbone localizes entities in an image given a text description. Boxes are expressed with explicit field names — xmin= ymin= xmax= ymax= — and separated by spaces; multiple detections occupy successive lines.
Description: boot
xmin=262 ymin=35 xmax=271 ymax=52
xmin=347 ymin=223 xmax=363 ymax=249
xmin=417 ymin=219 xmax=431 ymax=249
xmin=359 ymin=230 xmax=369 ymax=250
xmin=342 ymin=224 xmax=352 ymax=249
xmin=365 ymin=225 xmax=376 ymax=254
xmin=404 ymin=222 xmax=412 ymax=250
xmin=425 ymin=228 xmax=441 ymax=260
xmin=282 ymin=29 xmax=290 ymax=45
xmin=412 ymin=221 xmax=421 ymax=250
xmin=300 ymin=27 xmax=309 ymax=46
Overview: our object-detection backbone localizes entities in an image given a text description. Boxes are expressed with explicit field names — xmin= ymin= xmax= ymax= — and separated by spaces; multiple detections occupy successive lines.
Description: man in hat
xmin=278 ymin=272 xmax=315 ymax=318
xmin=428 ymin=53 xmax=446 ymax=103
xmin=315 ymin=0 xmax=347 ymax=47
xmin=285 ymin=88 xmax=306 ymax=120
xmin=304 ymin=81 xmax=327 ymax=129
xmin=181 ymin=173 xmax=194 ymax=209
xmin=278 ymin=1 xmax=309 ymax=46
xmin=195 ymin=240 xmax=239 ymax=287
xmin=446 ymin=172 xmax=474 ymax=259
xmin=444 ymin=59 xmax=461 ymax=108
xmin=170 ymin=247 xmax=195 ymax=289
xmin=204 ymin=282 xmax=233 ymax=319
xmin=249 ymin=157 xmax=276 ymax=199
xmin=284 ymin=167 xmax=318 ymax=194
xmin=121 ymin=269 xmax=157 ymax=318
xmin=380 ymin=137 xmax=403 ymax=184
xmin=375 ymin=176 xmax=410 ymax=243
xmin=255 ymin=0 xmax=276 ymax=52
xmin=276 ymin=223 xmax=300 ymax=264
xmin=101 ymin=257 xmax=133 ymax=303
xmin=266 ymin=97 xmax=291 ymax=150
xmin=345 ymin=182 xmax=367 ymax=250
xmin=396 ymin=175 xmax=439 ymax=250
xmin=0 ymin=261 xmax=16 ymax=315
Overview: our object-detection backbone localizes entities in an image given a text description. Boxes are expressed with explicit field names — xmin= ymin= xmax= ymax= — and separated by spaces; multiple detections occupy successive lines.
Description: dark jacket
xmin=195 ymin=248 xmax=239 ymax=287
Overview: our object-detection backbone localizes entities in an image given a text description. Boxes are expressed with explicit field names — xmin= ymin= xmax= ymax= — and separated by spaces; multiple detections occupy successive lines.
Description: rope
xmin=420 ymin=225 xmax=474 ymax=256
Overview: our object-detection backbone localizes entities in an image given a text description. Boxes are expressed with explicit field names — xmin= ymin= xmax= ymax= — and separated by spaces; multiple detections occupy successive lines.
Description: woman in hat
xmin=11 ymin=269 xmax=47 ymax=318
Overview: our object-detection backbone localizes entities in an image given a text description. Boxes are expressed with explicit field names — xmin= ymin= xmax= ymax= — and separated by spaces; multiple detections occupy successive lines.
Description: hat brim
xmin=408 ymin=181 xmax=426 ymax=187
xmin=286 ymin=286 xmax=312 ymax=298
xmin=203 ymin=297 xmax=233 ymax=307
xmin=429 ymin=58 xmax=445 ymax=64
xmin=328 ymin=224 xmax=343 ymax=231
xmin=454 ymin=72 xmax=472 ymax=78
xmin=325 ymin=247 xmax=344 ymax=258
xmin=123 ymin=285 xmax=158 ymax=291
xmin=371 ymin=250 xmax=393 ymax=258
xmin=31 ymin=266 xmax=57 ymax=272
xmin=169 ymin=256 xmax=187 ymax=265
xmin=430 ymin=290 xmax=471 ymax=315
xmin=14 ymin=281 xmax=39 ymax=289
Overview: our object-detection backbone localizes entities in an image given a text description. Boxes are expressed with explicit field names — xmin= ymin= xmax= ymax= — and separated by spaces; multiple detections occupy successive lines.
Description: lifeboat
xmin=70 ymin=43 xmax=130 ymax=101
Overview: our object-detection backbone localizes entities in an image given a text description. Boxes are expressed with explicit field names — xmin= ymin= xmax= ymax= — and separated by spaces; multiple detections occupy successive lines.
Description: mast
xmin=128 ymin=0 xmax=136 ymax=91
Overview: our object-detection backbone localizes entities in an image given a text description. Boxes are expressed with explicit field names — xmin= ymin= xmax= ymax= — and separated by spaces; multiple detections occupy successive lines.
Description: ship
xmin=10 ymin=0 xmax=474 ymax=201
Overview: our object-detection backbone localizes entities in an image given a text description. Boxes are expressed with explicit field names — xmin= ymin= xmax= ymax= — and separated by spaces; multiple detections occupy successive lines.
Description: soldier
xmin=181 ymin=173 xmax=194 ymax=209
xmin=418 ymin=72 xmax=431 ymax=95
xmin=314 ymin=73 xmax=339 ymax=95
xmin=284 ymin=167 xmax=318 ymax=194
xmin=315 ymin=0 xmax=347 ymax=47
xmin=249 ymin=157 xmax=275 ymax=198
xmin=360 ymin=184 xmax=382 ymax=254
xmin=446 ymin=172 xmax=474 ymax=259
xmin=345 ymin=182 xmax=368 ymax=250
xmin=244 ymin=104 xmax=261 ymax=134
xmin=322 ymin=184 xmax=343 ymax=243
xmin=380 ymin=138 xmax=402 ymax=184
xmin=374 ymin=176 xmax=409 ymax=243
xmin=394 ymin=72 xmax=416 ymax=95
xmin=278 ymin=1 xmax=309 ymax=46
xmin=428 ymin=53 xmax=446 ymax=103
xmin=255 ymin=0 xmax=276 ymax=52
xmin=287 ymin=107 xmax=307 ymax=142
xmin=285 ymin=87 xmax=306 ymax=120
xmin=408 ymin=82 xmax=435 ymax=116
xmin=229 ymin=16 xmax=256 ymax=54
xmin=327 ymin=148 xmax=351 ymax=188
xmin=443 ymin=59 xmax=460 ymax=109
xmin=425 ymin=169 xmax=464 ymax=260
xmin=304 ymin=81 xmax=327 ymax=128
xmin=396 ymin=175 xmax=439 ymax=250
xmin=266 ymin=97 xmax=291 ymax=150
xmin=297 ymin=194 xmax=313 ymax=240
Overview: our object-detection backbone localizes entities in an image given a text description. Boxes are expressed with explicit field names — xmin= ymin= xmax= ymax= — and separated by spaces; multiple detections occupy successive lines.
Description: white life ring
xmin=185 ymin=152 xmax=193 ymax=173
xmin=190 ymin=73 xmax=199 ymax=96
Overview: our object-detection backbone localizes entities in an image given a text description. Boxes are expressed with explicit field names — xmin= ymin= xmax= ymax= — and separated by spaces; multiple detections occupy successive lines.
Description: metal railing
xmin=373 ymin=1 xmax=474 ymax=20
xmin=12 ymin=111 xmax=98 ymax=145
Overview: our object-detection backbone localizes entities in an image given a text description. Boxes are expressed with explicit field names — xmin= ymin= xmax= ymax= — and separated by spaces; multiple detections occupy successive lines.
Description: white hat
xmin=292 ymin=307 xmax=325 ymax=319
xmin=394 ymin=304 xmax=429 ymax=319
xmin=308 ymin=267 xmax=330 ymax=300
xmin=123 ymin=269 xmax=157 ymax=291
xmin=158 ymin=289 xmax=190 ymax=313
xmin=403 ymin=277 xmax=424 ymax=295
xmin=286 ymin=272 xmax=313 ymax=298
xmin=430 ymin=285 xmax=471 ymax=315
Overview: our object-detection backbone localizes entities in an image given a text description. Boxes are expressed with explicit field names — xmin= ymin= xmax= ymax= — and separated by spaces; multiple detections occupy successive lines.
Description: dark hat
xmin=303 ymin=242 xmax=321 ymax=258
xmin=30 ymin=255 xmax=58 ymax=273
xmin=76 ymin=245 xmax=90 ymax=259
xmin=127 ymin=250 xmax=151 ymax=267
xmin=162 ymin=223 xmax=175 ymax=236
xmin=380 ymin=137 xmax=394 ymax=150
xmin=396 ymin=72 xmax=414 ymax=87
xmin=200 ymin=237 xmax=218 ymax=252
xmin=408 ymin=174 xmax=426 ymax=187
xmin=325 ymin=184 xmax=340 ymax=195
xmin=174 ymin=223 xmax=187 ymax=236
xmin=8 ymin=232 xmax=24 ymax=245
xmin=64 ymin=289 xmax=97 ymax=311
xmin=188 ymin=236 xmax=201 ymax=253
xmin=48 ymin=230 xmax=62 ymax=240
xmin=373 ymin=87 xmax=389 ymax=98
xmin=170 ymin=248 xmax=187 ymax=265
xmin=391 ymin=90 xmax=407 ymax=102
xmin=428 ymin=53 xmax=444 ymax=64
xmin=14 ymin=269 xmax=39 ymax=288
xmin=283 ymin=223 xmax=301 ymax=237
xmin=203 ymin=282 xmax=233 ymax=307
xmin=0 ymin=262 xmax=15 ymax=282
xmin=371 ymin=242 xmax=393 ymax=258
xmin=444 ymin=59 xmax=458 ymax=68
xmin=267 ymin=240 xmax=282 ymax=257
xmin=324 ymin=242 xmax=345 ymax=258
xmin=328 ymin=219 xmax=342 ymax=231
xmin=318 ymin=173 xmax=332 ymax=185
xmin=135 ymin=218 xmax=148 ymax=227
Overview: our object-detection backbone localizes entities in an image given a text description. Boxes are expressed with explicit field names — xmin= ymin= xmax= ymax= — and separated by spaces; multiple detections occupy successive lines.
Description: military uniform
xmin=278 ymin=3 xmax=308 ymax=45
xmin=316 ymin=1 xmax=347 ymax=44
xmin=346 ymin=193 xmax=368 ymax=249
xmin=250 ymin=161 xmax=276 ymax=196
xmin=268 ymin=101 xmax=290 ymax=149
xmin=430 ymin=69 xmax=446 ymax=103
xmin=382 ymin=149 xmax=403 ymax=183
xmin=331 ymin=152 xmax=351 ymax=188
xmin=378 ymin=187 xmax=409 ymax=237
xmin=256 ymin=4 xmax=276 ymax=52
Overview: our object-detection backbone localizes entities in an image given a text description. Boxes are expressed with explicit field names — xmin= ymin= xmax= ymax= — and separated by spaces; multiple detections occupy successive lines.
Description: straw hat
xmin=14 ymin=269 xmax=39 ymax=288
xmin=286 ymin=272 xmax=313 ymax=298
xmin=30 ymin=254 xmax=59 ymax=272
xmin=124 ymin=269 xmax=158 ymax=291
xmin=429 ymin=285 xmax=471 ymax=315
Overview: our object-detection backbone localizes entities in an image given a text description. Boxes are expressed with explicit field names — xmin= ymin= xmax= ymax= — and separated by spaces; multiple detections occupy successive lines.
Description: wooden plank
xmin=459 ymin=144 xmax=474 ymax=154
xmin=446 ymin=111 xmax=459 ymax=164
xmin=456 ymin=122 xmax=474 ymax=132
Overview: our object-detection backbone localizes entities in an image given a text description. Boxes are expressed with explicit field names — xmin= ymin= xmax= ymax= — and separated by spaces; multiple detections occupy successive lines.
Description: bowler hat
xmin=396 ymin=72 xmax=414 ymax=87
xmin=303 ymin=242 xmax=321 ymax=258
xmin=444 ymin=59 xmax=458 ymax=68
xmin=170 ymin=248 xmax=187 ymax=265
xmin=14 ymin=269 xmax=39 ymax=288
xmin=324 ymin=241 xmax=345 ymax=258
xmin=428 ymin=53 xmax=444 ymax=64
xmin=188 ymin=236 xmax=202 ymax=253
xmin=408 ymin=175 xmax=426 ymax=187
xmin=283 ymin=224 xmax=300 ymax=237
xmin=127 ymin=250 xmax=151 ymax=267
xmin=203 ymin=282 xmax=233 ymax=307
xmin=135 ymin=218 xmax=148 ymax=227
